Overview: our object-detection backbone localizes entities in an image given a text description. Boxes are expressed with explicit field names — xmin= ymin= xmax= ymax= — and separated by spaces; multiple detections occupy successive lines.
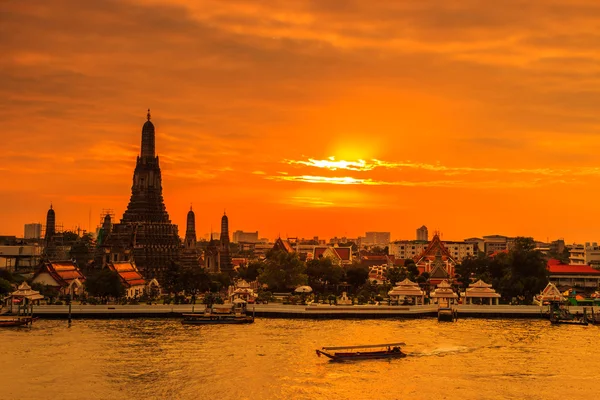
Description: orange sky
xmin=2 ymin=0 xmax=600 ymax=243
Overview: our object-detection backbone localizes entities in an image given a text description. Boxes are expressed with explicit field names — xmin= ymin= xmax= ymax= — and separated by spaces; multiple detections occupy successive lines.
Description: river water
xmin=1 ymin=318 xmax=598 ymax=400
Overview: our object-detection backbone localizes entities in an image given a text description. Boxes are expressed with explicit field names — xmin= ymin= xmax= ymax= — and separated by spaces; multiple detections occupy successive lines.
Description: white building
xmin=568 ymin=242 xmax=600 ymax=266
xmin=232 ymin=230 xmax=259 ymax=243
xmin=363 ymin=232 xmax=391 ymax=247
xmin=416 ymin=226 xmax=428 ymax=241
xmin=24 ymin=223 xmax=42 ymax=239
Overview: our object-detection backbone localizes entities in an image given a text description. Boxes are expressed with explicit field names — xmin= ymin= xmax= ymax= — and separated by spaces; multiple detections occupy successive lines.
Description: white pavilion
xmin=462 ymin=279 xmax=501 ymax=305
xmin=388 ymin=278 xmax=425 ymax=305
xmin=430 ymin=280 xmax=458 ymax=305
xmin=228 ymin=280 xmax=257 ymax=303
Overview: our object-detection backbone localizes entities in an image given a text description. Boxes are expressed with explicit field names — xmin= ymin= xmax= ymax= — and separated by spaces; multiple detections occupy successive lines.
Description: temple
xmin=414 ymin=233 xmax=457 ymax=284
xmin=181 ymin=206 xmax=201 ymax=269
xmin=219 ymin=213 xmax=233 ymax=274
xmin=43 ymin=204 xmax=58 ymax=259
xmin=99 ymin=111 xmax=181 ymax=282
xmin=203 ymin=213 xmax=233 ymax=274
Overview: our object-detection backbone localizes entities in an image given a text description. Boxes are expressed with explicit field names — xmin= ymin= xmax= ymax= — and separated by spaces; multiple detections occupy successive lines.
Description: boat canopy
xmin=322 ymin=342 xmax=406 ymax=350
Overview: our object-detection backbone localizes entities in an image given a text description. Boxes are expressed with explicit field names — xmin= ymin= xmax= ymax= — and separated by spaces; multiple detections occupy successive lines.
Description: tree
xmin=85 ymin=269 xmax=125 ymax=300
xmin=163 ymin=261 xmax=184 ymax=294
xmin=69 ymin=233 xmax=94 ymax=270
xmin=404 ymin=259 xmax=420 ymax=280
xmin=454 ymin=255 xmax=490 ymax=289
xmin=499 ymin=237 xmax=549 ymax=303
xmin=385 ymin=266 xmax=406 ymax=286
xmin=307 ymin=257 xmax=344 ymax=290
xmin=180 ymin=267 xmax=211 ymax=295
xmin=258 ymin=250 xmax=307 ymax=291
xmin=61 ymin=230 xmax=80 ymax=244
xmin=0 ymin=278 xmax=12 ymax=296
xmin=345 ymin=264 xmax=369 ymax=292
xmin=31 ymin=282 xmax=60 ymax=303
xmin=237 ymin=261 xmax=262 ymax=282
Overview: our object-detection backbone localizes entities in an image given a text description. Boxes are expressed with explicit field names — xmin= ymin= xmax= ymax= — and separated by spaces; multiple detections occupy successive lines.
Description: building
xmin=389 ymin=239 xmax=475 ymax=262
xmin=547 ymin=259 xmax=600 ymax=291
xmin=414 ymin=234 xmax=458 ymax=284
xmin=202 ymin=213 xmax=233 ymax=274
xmin=219 ymin=213 xmax=233 ymax=274
xmin=100 ymin=111 xmax=181 ymax=282
xmin=568 ymin=242 xmax=600 ymax=266
xmin=0 ymin=244 xmax=43 ymax=271
xmin=24 ymin=223 xmax=42 ymax=239
xmin=482 ymin=235 xmax=514 ymax=255
xmin=32 ymin=260 xmax=86 ymax=297
xmin=363 ymin=232 xmax=391 ymax=247
xmin=416 ymin=226 xmax=428 ymax=241
xmin=273 ymin=237 xmax=295 ymax=253
xmin=312 ymin=246 xmax=353 ymax=266
xmin=107 ymin=261 xmax=156 ymax=299
xmin=181 ymin=207 xmax=201 ymax=269
xmin=43 ymin=204 xmax=58 ymax=259
xmin=232 ymin=231 xmax=259 ymax=243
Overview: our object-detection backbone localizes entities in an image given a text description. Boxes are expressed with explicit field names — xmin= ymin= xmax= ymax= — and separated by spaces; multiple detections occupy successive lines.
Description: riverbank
xmin=12 ymin=303 xmax=597 ymax=320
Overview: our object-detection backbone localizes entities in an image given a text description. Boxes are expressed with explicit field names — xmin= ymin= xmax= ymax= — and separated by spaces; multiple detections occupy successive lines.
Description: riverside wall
xmin=16 ymin=303 xmax=597 ymax=320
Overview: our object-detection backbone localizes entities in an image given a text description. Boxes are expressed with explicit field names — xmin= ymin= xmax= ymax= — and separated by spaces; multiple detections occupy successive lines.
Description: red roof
xmin=107 ymin=262 xmax=146 ymax=287
xmin=547 ymin=259 xmax=600 ymax=274
xmin=34 ymin=261 xmax=85 ymax=287
xmin=314 ymin=247 xmax=327 ymax=259
xmin=333 ymin=247 xmax=351 ymax=261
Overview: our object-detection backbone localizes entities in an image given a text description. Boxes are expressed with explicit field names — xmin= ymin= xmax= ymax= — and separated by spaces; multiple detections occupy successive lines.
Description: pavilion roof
xmin=465 ymin=280 xmax=501 ymax=298
xmin=430 ymin=280 xmax=458 ymax=298
xmin=388 ymin=279 xmax=424 ymax=297
xmin=10 ymin=282 xmax=44 ymax=300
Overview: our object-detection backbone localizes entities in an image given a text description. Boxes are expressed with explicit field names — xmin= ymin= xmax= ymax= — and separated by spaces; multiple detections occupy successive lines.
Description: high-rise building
xmin=100 ymin=111 xmax=181 ymax=281
xmin=417 ymin=225 xmax=428 ymax=241
xmin=364 ymin=232 xmax=391 ymax=247
xmin=24 ymin=223 xmax=42 ymax=239
xmin=232 ymin=230 xmax=259 ymax=243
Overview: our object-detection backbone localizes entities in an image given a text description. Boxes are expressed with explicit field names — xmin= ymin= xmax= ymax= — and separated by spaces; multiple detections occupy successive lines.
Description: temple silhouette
xmin=99 ymin=111 xmax=181 ymax=280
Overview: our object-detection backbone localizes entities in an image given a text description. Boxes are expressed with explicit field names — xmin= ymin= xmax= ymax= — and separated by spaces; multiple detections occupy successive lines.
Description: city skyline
xmin=3 ymin=1 xmax=600 ymax=242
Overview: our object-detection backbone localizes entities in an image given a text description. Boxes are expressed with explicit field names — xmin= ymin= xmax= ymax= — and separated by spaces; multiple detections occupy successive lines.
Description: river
xmin=1 ymin=318 xmax=598 ymax=400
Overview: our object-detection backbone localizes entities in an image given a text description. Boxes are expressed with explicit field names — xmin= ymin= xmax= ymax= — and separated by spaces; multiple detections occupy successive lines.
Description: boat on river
xmin=548 ymin=303 xmax=588 ymax=326
xmin=182 ymin=300 xmax=254 ymax=325
xmin=315 ymin=343 xmax=406 ymax=361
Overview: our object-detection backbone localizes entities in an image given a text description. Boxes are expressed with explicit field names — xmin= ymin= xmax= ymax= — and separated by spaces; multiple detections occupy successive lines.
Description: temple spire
xmin=141 ymin=109 xmax=156 ymax=159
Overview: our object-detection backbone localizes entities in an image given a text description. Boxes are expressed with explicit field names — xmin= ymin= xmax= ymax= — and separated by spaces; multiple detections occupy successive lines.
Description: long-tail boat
xmin=315 ymin=343 xmax=406 ymax=361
